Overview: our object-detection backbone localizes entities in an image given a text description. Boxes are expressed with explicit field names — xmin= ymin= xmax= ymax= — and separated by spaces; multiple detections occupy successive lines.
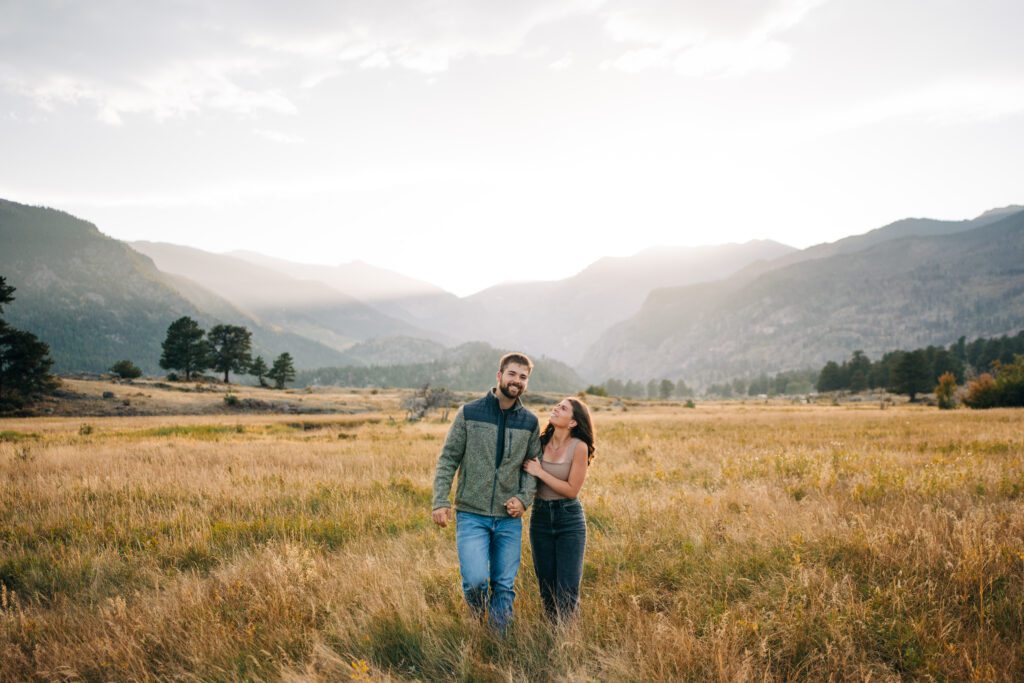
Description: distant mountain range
xmin=3 ymin=196 xmax=1022 ymax=390
xmin=131 ymin=241 xmax=439 ymax=350
xmin=225 ymin=239 xmax=796 ymax=364
xmin=582 ymin=207 xmax=1024 ymax=385
xmin=128 ymin=226 xmax=798 ymax=370
xmin=225 ymin=249 xmax=485 ymax=346
xmin=458 ymin=240 xmax=796 ymax=365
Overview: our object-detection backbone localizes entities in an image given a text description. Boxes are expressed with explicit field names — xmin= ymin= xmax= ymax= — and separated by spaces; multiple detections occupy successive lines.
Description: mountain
xmin=332 ymin=336 xmax=447 ymax=367
xmin=131 ymin=242 xmax=431 ymax=350
xmin=731 ymin=205 xmax=1024 ymax=284
xmin=227 ymin=251 xmax=446 ymax=303
xmin=456 ymin=240 xmax=797 ymax=365
xmin=228 ymin=242 xmax=797 ymax=364
xmin=582 ymin=208 xmax=1024 ymax=386
xmin=158 ymin=273 xmax=349 ymax=370
xmin=227 ymin=250 xmax=487 ymax=344
xmin=0 ymin=199 xmax=347 ymax=373
xmin=296 ymin=341 xmax=585 ymax=393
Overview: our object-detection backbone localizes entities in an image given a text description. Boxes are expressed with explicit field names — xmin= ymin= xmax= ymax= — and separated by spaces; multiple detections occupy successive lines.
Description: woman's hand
xmin=522 ymin=458 xmax=543 ymax=476
xmin=505 ymin=497 xmax=524 ymax=518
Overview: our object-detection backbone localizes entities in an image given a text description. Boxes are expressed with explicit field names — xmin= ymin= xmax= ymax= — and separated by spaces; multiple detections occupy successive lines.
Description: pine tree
xmin=675 ymin=378 xmax=694 ymax=398
xmin=207 ymin=324 xmax=253 ymax=384
xmin=250 ymin=356 xmax=269 ymax=387
xmin=847 ymin=350 xmax=871 ymax=392
xmin=267 ymin=352 xmax=295 ymax=390
xmin=659 ymin=379 xmax=674 ymax=400
xmin=0 ymin=276 xmax=57 ymax=408
xmin=0 ymin=276 xmax=14 ymax=314
xmin=817 ymin=361 xmax=843 ymax=392
xmin=892 ymin=349 xmax=931 ymax=402
xmin=159 ymin=317 xmax=209 ymax=381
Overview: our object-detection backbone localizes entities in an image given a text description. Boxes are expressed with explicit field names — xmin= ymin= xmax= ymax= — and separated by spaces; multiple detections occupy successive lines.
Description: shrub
xmin=584 ymin=385 xmax=608 ymax=397
xmin=995 ymin=357 xmax=1024 ymax=406
xmin=223 ymin=393 xmax=239 ymax=406
xmin=935 ymin=372 xmax=957 ymax=409
xmin=964 ymin=356 xmax=1024 ymax=408
xmin=109 ymin=360 xmax=143 ymax=379
xmin=964 ymin=373 xmax=998 ymax=408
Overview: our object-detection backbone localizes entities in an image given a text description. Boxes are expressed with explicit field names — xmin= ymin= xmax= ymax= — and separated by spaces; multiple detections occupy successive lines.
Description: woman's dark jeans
xmin=529 ymin=498 xmax=586 ymax=621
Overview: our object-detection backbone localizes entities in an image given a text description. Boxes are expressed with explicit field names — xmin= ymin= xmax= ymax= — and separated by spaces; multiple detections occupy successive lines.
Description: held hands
xmin=431 ymin=507 xmax=453 ymax=527
xmin=505 ymin=497 xmax=524 ymax=518
xmin=522 ymin=457 xmax=543 ymax=477
xmin=434 ymin=501 xmax=523 ymax=523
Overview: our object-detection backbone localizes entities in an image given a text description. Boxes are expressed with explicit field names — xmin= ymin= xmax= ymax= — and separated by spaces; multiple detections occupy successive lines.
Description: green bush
xmin=109 ymin=360 xmax=142 ymax=379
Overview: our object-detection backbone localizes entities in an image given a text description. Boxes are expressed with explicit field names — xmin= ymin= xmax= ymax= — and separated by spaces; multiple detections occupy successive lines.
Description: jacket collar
xmin=488 ymin=387 xmax=523 ymax=412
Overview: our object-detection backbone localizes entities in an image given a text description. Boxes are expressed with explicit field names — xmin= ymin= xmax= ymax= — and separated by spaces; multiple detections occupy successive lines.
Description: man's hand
xmin=432 ymin=507 xmax=453 ymax=527
xmin=505 ymin=497 xmax=524 ymax=518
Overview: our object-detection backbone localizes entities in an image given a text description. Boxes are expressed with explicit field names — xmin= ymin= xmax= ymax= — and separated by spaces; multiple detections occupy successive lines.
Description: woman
xmin=522 ymin=396 xmax=596 ymax=622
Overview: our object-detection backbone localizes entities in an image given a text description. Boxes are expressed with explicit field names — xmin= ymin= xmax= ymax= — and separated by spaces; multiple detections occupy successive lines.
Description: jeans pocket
xmin=558 ymin=504 xmax=585 ymax=528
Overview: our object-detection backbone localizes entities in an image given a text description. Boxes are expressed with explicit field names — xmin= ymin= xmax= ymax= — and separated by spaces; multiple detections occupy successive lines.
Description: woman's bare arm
xmin=523 ymin=442 xmax=589 ymax=498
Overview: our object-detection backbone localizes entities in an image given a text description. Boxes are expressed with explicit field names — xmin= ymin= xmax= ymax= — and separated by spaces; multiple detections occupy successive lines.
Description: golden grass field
xmin=1 ymin=387 xmax=1023 ymax=681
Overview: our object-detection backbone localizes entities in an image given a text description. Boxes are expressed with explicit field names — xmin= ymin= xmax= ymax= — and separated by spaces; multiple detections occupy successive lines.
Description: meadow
xmin=1 ymin=394 xmax=1023 ymax=681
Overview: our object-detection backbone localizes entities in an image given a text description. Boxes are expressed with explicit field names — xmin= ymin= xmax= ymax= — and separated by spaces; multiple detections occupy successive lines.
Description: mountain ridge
xmin=582 ymin=208 xmax=1024 ymax=385
xmin=0 ymin=198 xmax=348 ymax=373
xmin=131 ymin=241 xmax=436 ymax=350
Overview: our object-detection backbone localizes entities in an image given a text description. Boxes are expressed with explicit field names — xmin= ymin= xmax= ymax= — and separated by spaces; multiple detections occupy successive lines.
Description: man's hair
xmin=499 ymin=352 xmax=533 ymax=373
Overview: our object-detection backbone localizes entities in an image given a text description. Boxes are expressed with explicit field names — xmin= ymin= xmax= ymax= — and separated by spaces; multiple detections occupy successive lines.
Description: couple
xmin=431 ymin=352 xmax=595 ymax=631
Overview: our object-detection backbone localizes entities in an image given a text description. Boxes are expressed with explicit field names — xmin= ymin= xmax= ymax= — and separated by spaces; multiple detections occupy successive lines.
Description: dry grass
xmin=36 ymin=378 xmax=409 ymax=417
xmin=1 ymin=398 xmax=1023 ymax=681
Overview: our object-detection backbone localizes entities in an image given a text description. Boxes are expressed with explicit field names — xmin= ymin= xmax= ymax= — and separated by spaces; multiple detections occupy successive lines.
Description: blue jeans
xmin=455 ymin=511 xmax=522 ymax=631
xmin=529 ymin=498 xmax=587 ymax=621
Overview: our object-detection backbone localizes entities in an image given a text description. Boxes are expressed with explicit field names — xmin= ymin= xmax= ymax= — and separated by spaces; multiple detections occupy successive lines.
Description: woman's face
xmin=549 ymin=399 xmax=577 ymax=430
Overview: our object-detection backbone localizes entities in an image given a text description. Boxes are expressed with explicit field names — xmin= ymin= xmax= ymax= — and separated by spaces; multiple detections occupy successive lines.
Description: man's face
xmin=497 ymin=362 xmax=530 ymax=400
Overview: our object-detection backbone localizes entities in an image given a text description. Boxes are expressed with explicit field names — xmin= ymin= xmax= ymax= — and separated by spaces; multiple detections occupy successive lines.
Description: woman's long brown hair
xmin=540 ymin=397 xmax=596 ymax=465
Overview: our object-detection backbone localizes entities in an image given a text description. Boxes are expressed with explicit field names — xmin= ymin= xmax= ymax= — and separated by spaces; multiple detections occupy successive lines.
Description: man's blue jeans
xmin=455 ymin=510 xmax=522 ymax=631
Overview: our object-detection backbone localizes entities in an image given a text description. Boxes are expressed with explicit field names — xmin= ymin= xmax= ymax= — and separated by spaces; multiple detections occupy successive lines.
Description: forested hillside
xmin=0 ymin=199 xmax=346 ymax=373
xmin=583 ymin=208 xmax=1024 ymax=386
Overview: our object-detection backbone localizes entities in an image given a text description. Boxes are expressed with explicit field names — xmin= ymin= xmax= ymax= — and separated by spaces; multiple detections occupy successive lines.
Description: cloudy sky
xmin=2 ymin=1 xmax=1022 ymax=295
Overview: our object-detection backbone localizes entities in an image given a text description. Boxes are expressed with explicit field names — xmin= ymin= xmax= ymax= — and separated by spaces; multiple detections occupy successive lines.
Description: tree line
xmin=584 ymin=378 xmax=695 ymax=400
xmin=705 ymin=369 xmax=819 ymax=398
xmin=159 ymin=316 xmax=295 ymax=388
xmin=816 ymin=331 xmax=1024 ymax=404
xmin=587 ymin=370 xmax=819 ymax=400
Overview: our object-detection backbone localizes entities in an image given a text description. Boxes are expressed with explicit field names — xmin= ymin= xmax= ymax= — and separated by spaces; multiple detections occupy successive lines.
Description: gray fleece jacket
xmin=431 ymin=389 xmax=541 ymax=517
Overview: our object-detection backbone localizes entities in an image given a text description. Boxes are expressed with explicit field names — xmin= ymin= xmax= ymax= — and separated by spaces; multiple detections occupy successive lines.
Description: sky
xmin=2 ymin=1 xmax=1023 ymax=296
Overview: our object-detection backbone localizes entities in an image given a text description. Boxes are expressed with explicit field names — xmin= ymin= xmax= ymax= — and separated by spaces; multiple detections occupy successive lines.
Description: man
xmin=432 ymin=352 xmax=541 ymax=631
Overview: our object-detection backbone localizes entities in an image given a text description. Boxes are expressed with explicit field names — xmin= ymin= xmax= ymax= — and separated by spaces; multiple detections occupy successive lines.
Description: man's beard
xmin=499 ymin=381 xmax=523 ymax=399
